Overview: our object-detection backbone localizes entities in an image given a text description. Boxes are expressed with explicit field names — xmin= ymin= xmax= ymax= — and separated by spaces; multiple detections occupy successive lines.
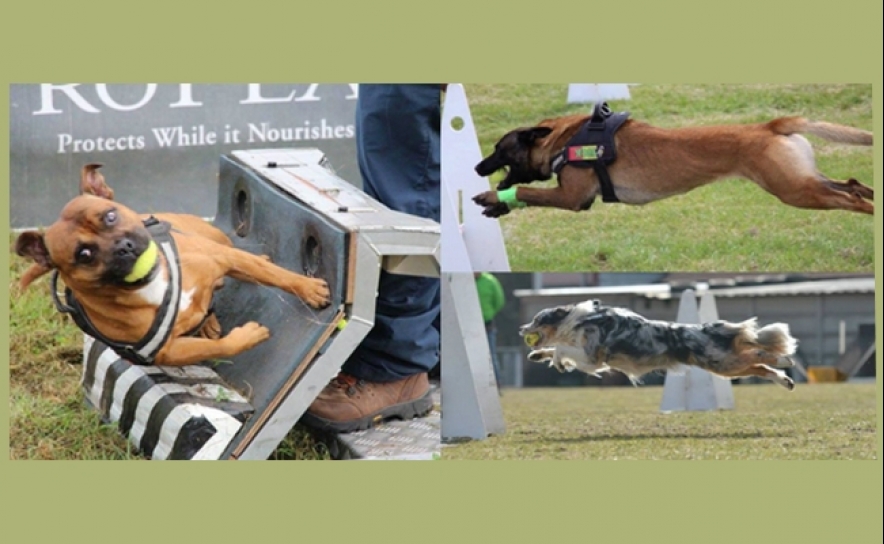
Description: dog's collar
xmin=550 ymin=102 xmax=630 ymax=203
xmin=51 ymin=216 xmax=183 ymax=366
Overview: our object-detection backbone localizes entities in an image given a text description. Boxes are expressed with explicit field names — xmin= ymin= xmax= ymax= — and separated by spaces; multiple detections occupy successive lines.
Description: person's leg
xmin=487 ymin=323 xmax=502 ymax=389
xmin=302 ymin=84 xmax=441 ymax=432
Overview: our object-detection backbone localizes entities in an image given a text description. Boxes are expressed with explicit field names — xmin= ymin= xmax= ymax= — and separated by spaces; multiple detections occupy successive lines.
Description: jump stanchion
xmin=567 ymin=83 xmax=631 ymax=104
xmin=441 ymin=83 xmax=510 ymax=273
xmin=659 ymin=290 xmax=735 ymax=413
xmin=81 ymin=148 xmax=441 ymax=460
xmin=440 ymin=272 xmax=506 ymax=441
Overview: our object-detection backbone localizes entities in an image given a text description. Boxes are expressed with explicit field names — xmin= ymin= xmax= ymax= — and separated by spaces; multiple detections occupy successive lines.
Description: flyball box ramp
xmin=81 ymin=148 xmax=440 ymax=460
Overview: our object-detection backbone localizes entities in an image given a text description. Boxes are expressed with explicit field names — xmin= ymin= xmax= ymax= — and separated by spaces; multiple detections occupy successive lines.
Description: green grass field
xmin=442 ymin=383 xmax=877 ymax=460
xmin=463 ymin=84 xmax=875 ymax=272
xmin=7 ymin=238 xmax=330 ymax=460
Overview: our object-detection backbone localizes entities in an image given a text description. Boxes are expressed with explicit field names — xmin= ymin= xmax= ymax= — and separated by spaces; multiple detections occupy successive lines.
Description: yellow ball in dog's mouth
xmin=524 ymin=332 xmax=540 ymax=347
xmin=124 ymin=241 xmax=158 ymax=283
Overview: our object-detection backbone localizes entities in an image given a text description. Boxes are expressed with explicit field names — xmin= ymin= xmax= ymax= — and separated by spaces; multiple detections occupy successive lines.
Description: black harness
xmin=51 ymin=217 xmax=202 ymax=366
xmin=550 ymin=102 xmax=630 ymax=203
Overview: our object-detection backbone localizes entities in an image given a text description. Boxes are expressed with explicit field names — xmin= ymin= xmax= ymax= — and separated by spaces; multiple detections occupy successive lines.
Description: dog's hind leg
xmin=762 ymin=176 xmax=874 ymax=214
xmin=822 ymin=178 xmax=874 ymax=201
xmin=748 ymin=137 xmax=874 ymax=214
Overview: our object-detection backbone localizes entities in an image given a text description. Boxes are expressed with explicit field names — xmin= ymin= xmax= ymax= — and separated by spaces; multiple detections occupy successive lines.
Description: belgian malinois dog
xmin=473 ymin=113 xmax=874 ymax=217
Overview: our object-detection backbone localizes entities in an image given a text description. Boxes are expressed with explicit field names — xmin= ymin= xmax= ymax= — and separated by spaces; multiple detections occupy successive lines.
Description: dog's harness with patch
xmin=550 ymin=102 xmax=630 ymax=203
xmin=51 ymin=217 xmax=209 ymax=366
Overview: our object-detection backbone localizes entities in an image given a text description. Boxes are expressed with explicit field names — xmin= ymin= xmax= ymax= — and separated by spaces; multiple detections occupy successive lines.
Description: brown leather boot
xmin=300 ymin=372 xmax=433 ymax=433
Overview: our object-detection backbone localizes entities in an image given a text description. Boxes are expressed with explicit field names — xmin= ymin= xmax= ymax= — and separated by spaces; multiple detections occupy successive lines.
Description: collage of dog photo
xmin=6 ymin=83 xmax=877 ymax=461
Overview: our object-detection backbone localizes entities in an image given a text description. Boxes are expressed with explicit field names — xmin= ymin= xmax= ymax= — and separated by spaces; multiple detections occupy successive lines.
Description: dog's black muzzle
xmin=475 ymin=153 xmax=508 ymax=177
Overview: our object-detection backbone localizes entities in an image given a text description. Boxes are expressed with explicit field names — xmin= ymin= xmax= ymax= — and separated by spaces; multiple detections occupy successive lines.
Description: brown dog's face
xmin=475 ymin=126 xmax=553 ymax=190
xmin=16 ymin=195 xmax=155 ymax=291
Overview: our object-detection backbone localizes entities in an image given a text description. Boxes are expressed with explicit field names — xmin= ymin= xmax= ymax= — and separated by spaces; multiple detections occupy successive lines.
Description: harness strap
xmin=550 ymin=102 xmax=630 ymax=203
xmin=52 ymin=217 xmax=183 ymax=366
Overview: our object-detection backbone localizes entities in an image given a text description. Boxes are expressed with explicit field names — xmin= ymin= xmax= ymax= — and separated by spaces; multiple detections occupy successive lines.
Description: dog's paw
xmin=483 ymin=203 xmax=512 ymax=218
xmin=300 ymin=278 xmax=331 ymax=309
xmin=556 ymin=359 xmax=578 ymax=373
xmin=472 ymin=192 xmax=512 ymax=218
xmin=782 ymin=375 xmax=795 ymax=391
xmin=227 ymin=321 xmax=271 ymax=350
xmin=528 ymin=349 xmax=552 ymax=363
xmin=472 ymin=191 xmax=499 ymax=207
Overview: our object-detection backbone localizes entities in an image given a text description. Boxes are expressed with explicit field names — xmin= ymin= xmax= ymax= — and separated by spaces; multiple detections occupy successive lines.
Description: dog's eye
xmin=75 ymin=246 xmax=95 ymax=264
xmin=104 ymin=210 xmax=118 ymax=226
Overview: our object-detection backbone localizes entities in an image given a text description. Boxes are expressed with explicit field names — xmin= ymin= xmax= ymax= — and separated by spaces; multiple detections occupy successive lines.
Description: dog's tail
xmin=768 ymin=117 xmax=872 ymax=146
xmin=755 ymin=322 xmax=798 ymax=367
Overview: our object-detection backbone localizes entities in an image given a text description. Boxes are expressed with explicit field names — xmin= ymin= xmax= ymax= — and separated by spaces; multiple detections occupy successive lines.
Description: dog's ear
xmin=80 ymin=163 xmax=115 ymax=200
xmin=536 ymin=305 xmax=573 ymax=326
xmin=517 ymin=127 xmax=553 ymax=146
xmin=15 ymin=231 xmax=55 ymax=289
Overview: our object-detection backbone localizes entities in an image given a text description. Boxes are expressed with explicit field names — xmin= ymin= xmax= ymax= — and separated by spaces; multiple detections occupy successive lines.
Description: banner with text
xmin=9 ymin=83 xmax=359 ymax=228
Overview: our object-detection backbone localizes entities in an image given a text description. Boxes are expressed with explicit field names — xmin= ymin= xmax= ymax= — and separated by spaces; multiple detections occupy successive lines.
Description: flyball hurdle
xmin=80 ymin=148 xmax=440 ymax=460
xmin=660 ymin=289 xmax=735 ymax=413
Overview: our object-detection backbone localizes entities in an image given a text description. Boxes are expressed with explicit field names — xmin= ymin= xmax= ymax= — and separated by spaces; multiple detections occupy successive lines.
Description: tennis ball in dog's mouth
xmin=124 ymin=240 xmax=158 ymax=283
xmin=524 ymin=332 xmax=540 ymax=347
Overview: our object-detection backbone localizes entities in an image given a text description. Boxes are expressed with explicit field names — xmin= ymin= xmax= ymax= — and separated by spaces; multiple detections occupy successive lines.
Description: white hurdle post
xmin=566 ymin=83 xmax=631 ymax=104
xmin=660 ymin=290 xmax=735 ymax=413
xmin=440 ymin=272 xmax=506 ymax=441
xmin=441 ymin=84 xmax=510 ymax=273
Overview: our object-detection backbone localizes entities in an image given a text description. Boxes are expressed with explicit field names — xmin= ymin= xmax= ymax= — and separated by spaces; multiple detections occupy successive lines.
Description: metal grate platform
xmin=314 ymin=384 xmax=441 ymax=460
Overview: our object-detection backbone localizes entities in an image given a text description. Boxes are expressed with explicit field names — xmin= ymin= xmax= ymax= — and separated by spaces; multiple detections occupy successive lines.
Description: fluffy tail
xmin=756 ymin=323 xmax=798 ymax=357
xmin=768 ymin=117 xmax=872 ymax=146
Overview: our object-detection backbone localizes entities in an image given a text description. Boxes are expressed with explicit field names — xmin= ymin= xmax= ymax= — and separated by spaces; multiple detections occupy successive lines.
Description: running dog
xmin=520 ymin=300 xmax=798 ymax=390
xmin=473 ymin=111 xmax=874 ymax=217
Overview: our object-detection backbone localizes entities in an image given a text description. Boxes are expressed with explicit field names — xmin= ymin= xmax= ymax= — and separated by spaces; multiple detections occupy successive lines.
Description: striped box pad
xmin=81 ymin=336 xmax=254 ymax=460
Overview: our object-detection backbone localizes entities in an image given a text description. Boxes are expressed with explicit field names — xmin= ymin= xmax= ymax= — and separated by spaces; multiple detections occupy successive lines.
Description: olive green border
xmin=2 ymin=1 xmax=880 ymax=543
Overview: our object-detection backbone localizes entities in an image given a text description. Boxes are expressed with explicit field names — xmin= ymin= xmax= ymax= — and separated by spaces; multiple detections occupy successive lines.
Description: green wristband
xmin=497 ymin=187 xmax=526 ymax=209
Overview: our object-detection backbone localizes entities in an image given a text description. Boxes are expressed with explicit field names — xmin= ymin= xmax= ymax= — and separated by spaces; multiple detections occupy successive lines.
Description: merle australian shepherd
xmin=520 ymin=300 xmax=798 ymax=390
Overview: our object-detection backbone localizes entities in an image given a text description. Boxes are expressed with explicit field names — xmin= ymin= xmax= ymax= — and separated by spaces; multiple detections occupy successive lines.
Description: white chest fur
xmin=133 ymin=272 xmax=194 ymax=313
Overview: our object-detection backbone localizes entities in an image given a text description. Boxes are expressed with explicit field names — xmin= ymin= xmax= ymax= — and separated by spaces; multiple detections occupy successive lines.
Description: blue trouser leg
xmin=341 ymin=84 xmax=441 ymax=383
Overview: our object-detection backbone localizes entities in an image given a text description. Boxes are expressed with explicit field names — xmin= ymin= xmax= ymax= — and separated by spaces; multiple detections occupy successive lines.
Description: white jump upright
xmin=440 ymin=272 xmax=506 ymax=441
xmin=567 ymin=84 xmax=631 ymax=104
xmin=660 ymin=290 xmax=735 ymax=413
xmin=441 ymin=83 xmax=510 ymax=273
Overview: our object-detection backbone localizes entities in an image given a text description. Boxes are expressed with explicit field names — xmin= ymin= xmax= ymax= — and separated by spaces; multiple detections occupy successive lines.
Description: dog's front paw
xmin=300 ymin=277 xmax=331 ymax=309
xmin=551 ymin=358 xmax=577 ymax=373
xmin=473 ymin=191 xmax=499 ymax=207
xmin=528 ymin=349 xmax=552 ymax=363
xmin=473 ymin=193 xmax=511 ymax=218
xmin=227 ymin=321 xmax=271 ymax=350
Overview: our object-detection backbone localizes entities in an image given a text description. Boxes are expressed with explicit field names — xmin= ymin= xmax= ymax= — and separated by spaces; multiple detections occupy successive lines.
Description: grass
xmin=7 ymin=236 xmax=330 ymax=460
xmin=462 ymin=83 xmax=875 ymax=272
xmin=442 ymin=382 xmax=877 ymax=460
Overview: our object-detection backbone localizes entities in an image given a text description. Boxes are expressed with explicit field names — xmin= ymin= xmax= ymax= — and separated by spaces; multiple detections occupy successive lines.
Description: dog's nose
xmin=114 ymin=237 xmax=137 ymax=257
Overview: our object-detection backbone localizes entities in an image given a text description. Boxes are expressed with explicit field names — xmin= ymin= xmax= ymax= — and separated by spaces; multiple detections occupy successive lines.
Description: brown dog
xmin=15 ymin=164 xmax=332 ymax=366
xmin=473 ymin=113 xmax=874 ymax=217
